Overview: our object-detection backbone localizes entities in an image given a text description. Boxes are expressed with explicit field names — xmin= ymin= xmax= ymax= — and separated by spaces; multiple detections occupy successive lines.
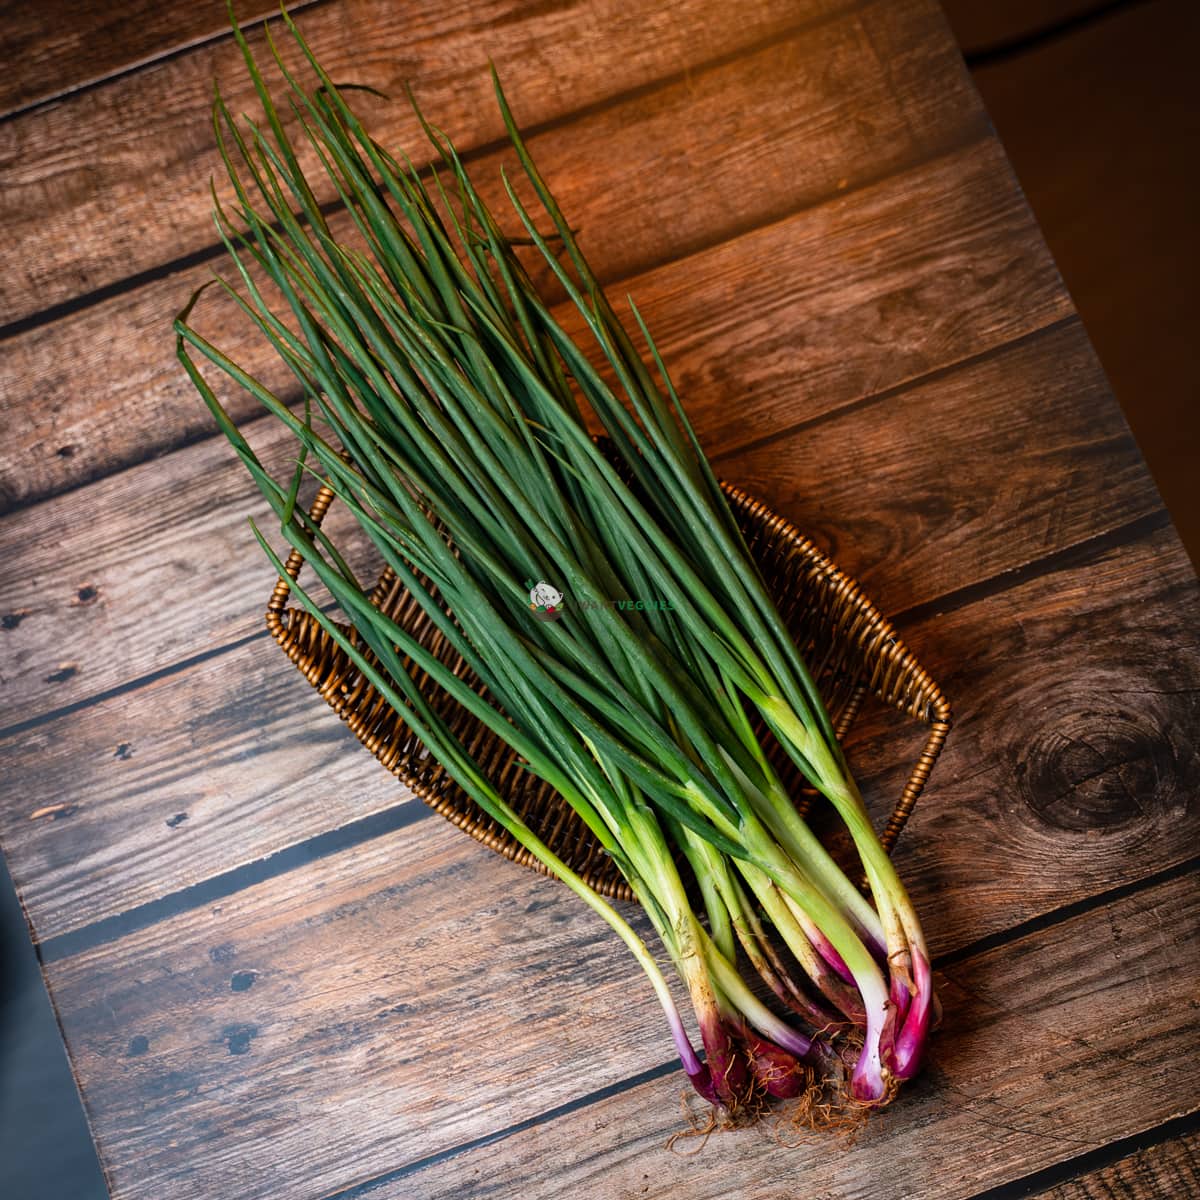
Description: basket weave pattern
xmin=266 ymin=479 xmax=951 ymax=900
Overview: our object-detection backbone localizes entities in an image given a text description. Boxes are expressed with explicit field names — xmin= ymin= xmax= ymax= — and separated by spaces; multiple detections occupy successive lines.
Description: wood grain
xmin=43 ymin=835 xmax=1199 ymax=1199
xmin=1041 ymin=1132 xmax=1200 ymax=1200
xmin=0 ymin=1 xmax=312 ymax=118
xmin=3 ymin=504 xmax=1193 ymax=960
xmin=46 ymin=815 xmax=673 ymax=1200
xmin=870 ymin=521 xmax=1197 ymax=942
xmin=0 ymin=315 xmax=1131 ymax=729
xmin=2 ymin=0 xmax=1190 ymax=1190
xmin=0 ymin=0 xmax=865 ymax=326
xmin=0 ymin=415 xmax=353 ymax=722
xmin=554 ymin=134 xmax=1066 ymax=473
xmin=1 ymin=638 xmax=416 ymax=942
xmin=2 ymin=0 xmax=1195 ymax=1195
xmin=370 ymin=872 xmax=1200 ymax=1200
xmin=0 ymin=0 xmax=988 ymax=510
xmin=729 ymin=319 xmax=1156 ymax=618
xmin=4 ymin=123 xmax=1028 ymax=506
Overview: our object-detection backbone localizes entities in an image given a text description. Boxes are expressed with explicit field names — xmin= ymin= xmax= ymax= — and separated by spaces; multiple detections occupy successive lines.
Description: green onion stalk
xmin=175 ymin=7 xmax=934 ymax=1115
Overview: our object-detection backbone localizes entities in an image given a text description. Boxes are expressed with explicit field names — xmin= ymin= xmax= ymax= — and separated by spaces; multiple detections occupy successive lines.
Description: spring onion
xmin=175 ymin=9 xmax=934 ymax=1123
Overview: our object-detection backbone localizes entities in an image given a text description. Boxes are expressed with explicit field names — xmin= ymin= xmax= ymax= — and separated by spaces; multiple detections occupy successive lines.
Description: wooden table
xmin=2 ymin=2 xmax=1197 ymax=1197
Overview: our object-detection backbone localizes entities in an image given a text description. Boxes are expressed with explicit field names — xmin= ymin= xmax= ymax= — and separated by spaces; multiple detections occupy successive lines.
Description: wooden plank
xmin=554 ymin=133 xmax=1066 ymax=480
xmin=863 ymin=522 xmax=1198 ymax=948
xmin=373 ymin=873 xmax=1200 ymax=1200
xmin=0 ymin=1 xmax=311 ymax=118
xmin=45 ymin=815 xmax=673 ymax=1200
xmin=0 ymin=311 xmax=1131 ymax=726
xmin=1040 ymin=1132 xmax=1200 ymax=1200
xmin=0 ymin=0 xmax=988 ymax=510
xmin=0 ymin=0 xmax=869 ymax=326
xmin=728 ymin=319 xmax=1156 ymax=618
xmin=42 ymin=837 xmax=1200 ymax=1199
xmin=0 ymin=136 xmax=1072 ymax=718
xmin=0 ymin=637 xmax=416 ymax=942
xmin=4 ymin=3 xmax=1188 ymax=1195
xmin=3 ymin=499 xmax=1193 ymax=954
xmin=0 ymin=414 xmax=355 ymax=722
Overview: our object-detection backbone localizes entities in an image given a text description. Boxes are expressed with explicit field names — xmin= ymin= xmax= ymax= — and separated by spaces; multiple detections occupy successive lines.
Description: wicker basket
xmin=265 ymin=476 xmax=951 ymax=901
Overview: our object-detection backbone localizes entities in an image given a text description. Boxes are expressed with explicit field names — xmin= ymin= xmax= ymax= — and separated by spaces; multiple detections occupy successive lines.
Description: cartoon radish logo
xmin=529 ymin=580 xmax=564 ymax=622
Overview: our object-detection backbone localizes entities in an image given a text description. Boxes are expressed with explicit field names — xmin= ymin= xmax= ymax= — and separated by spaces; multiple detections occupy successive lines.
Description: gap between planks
xmin=964 ymin=1112 xmax=1200 ymax=1200
xmin=0 ymin=0 xmax=878 ymax=331
xmin=0 ymin=0 xmax=328 ymax=123
xmin=28 ymin=505 xmax=1183 ymax=967
xmin=42 ymin=849 xmax=1195 ymax=1200
xmin=314 ymin=871 xmax=1200 ymax=1200
xmin=0 ymin=175 xmax=1082 ymax=725
xmin=958 ymin=0 xmax=1157 ymax=69
xmin=0 ymin=0 xmax=988 ymax=514
xmin=327 ymin=1096 xmax=1200 ymax=1200
xmin=0 ymin=122 xmax=991 ymax=509
xmin=0 ymin=310 xmax=1103 ymax=744
xmin=709 ymin=312 xmax=1076 ymax=467
xmin=2 ymin=320 xmax=1183 ymax=945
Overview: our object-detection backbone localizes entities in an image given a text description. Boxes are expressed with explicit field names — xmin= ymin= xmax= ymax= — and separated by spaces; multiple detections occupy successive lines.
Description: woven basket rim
xmin=265 ymin=474 xmax=952 ymax=898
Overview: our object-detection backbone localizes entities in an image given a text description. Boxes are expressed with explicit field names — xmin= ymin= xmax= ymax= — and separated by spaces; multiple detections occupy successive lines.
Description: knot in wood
xmin=1018 ymin=708 xmax=1179 ymax=833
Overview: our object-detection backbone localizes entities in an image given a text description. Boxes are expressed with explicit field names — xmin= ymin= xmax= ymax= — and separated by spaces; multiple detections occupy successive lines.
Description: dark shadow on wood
xmin=960 ymin=0 xmax=1155 ymax=67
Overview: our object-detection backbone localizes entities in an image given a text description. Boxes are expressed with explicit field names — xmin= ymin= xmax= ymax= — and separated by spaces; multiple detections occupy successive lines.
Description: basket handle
xmin=265 ymin=478 xmax=951 ymax=857
xmin=726 ymin=481 xmax=952 ymax=857
xmin=882 ymin=697 xmax=952 ymax=852
xmin=840 ymin=630 xmax=953 ymax=855
xmin=265 ymin=483 xmax=338 ymax=635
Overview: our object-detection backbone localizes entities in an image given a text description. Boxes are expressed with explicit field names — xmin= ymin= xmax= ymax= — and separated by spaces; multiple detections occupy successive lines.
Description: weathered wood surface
xmin=0 ymin=1 xmax=313 ymax=117
xmin=4 ymin=505 xmax=1193 ymax=968
xmin=0 ymin=419 xmax=345 ymax=722
xmin=728 ymin=319 xmax=1155 ymax=615
xmin=362 ymin=872 xmax=1200 ymax=1200
xmin=1041 ymin=1132 xmax=1200 ymax=1200
xmin=0 ymin=0 xmax=863 ymax=326
xmin=46 ymin=816 xmax=669 ymax=1200
xmin=0 ymin=0 xmax=984 ymax=511
xmin=44 ymin=845 xmax=1199 ymax=1200
xmin=0 ymin=143 xmax=1074 ymax=720
xmin=863 ymin=522 xmax=1197 ymax=933
xmin=4 ymin=639 xmax=416 ymax=942
xmin=2 ymin=0 xmax=1198 ymax=1196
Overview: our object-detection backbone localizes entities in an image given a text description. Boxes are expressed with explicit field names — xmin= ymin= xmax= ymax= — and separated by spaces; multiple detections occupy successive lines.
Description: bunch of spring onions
xmin=176 ymin=10 xmax=934 ymax=1120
